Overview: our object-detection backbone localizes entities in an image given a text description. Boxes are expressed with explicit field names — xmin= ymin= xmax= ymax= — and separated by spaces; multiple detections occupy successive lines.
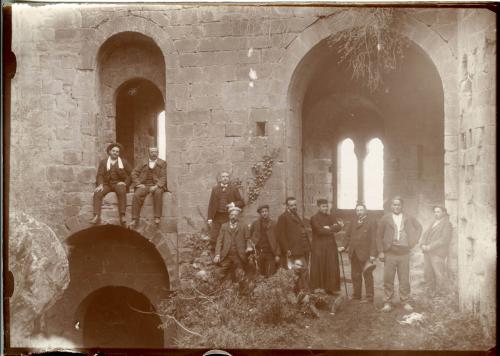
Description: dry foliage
xmin=329 ymin=8 xmax=409 ymax=91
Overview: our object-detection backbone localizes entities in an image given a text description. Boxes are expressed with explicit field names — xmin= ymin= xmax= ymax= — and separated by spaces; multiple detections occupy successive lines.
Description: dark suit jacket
xmin=95 ymin=158 xmax=132 ymax=187
xmin=343 ymin=216 xmax=377 ymax=262
xmin=420 ymin=217 xmax=452 ymax=257
xmin=207 ymin=184 xmax=245 ymax=220
xmin=276 ymin=210 xmax=310 ymax=257
xmin=215 ymin=222 xmax=249 ymax=261
xmin=131 ymin=158 xmax=168 ymax=191
xmin=376 ymin=213 xmax=423 ymax=253
xmin=250 ymin=218 xmax=281 ymax=257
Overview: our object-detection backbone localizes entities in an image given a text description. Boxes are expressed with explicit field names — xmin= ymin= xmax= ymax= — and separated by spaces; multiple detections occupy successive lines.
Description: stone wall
xmin=456 ymin=8 xmax=496 ymax=338
xmin=8 ymin=5 xmax=496 ymax=338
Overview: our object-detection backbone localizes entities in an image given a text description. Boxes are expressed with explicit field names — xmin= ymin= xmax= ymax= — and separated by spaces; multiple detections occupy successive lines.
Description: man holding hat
xmin=276 ymin=197 xmax=310 ymax=268
xmin=207 ymin=171 xmax=245 ymax=253
xmin=339 ymin=203 xmax=377 ymax=303
xmin=213 ymin=206 xmax=249 ymax=282
xmin=129 ymin=147 xmax=169 ymax=227
xmin=249 ymin=204 xmax=281 ymax=277
xmin=90 ymin=143 xmax=132 ymax=226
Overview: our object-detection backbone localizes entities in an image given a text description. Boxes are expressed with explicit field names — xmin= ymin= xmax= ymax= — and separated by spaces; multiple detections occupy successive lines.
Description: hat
xmin=317 ymin=198 xmax=328 ymax=206
xmin=257 ymin=204 xmax=269 ymax=213
xmin=363 ymin=260 xmax=376 ymax=274
xmin=228 ymin=206 xmax=242 ymax=214
xmin=106 ymin=142 xmax=124 ymax=154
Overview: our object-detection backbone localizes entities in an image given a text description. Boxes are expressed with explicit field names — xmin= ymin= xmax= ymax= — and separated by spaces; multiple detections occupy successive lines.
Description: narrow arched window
xmin=337 ymin=138 xmax=358 ymax=209
xmin=157 ymin=111 xmax=166 ymax=160
xmin=363 ymin=138 xmax=384 ymax=210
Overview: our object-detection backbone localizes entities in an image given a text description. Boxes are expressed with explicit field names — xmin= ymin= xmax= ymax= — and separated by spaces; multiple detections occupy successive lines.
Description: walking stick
xmin=338 ymin=250 xmax=349 ymax=298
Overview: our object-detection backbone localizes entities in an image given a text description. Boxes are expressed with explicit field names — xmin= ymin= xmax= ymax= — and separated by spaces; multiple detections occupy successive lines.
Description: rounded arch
xmin=79 ymin=15 xmax=178 ymax=72
xmin=114 ymin=77 xmax=165 ymax=166
xmin=63 ymin=217 xmax=178 ymax=288
xmin=283 ymin=10 xmax=452 ymax=222
xmin=75 ymin=286 xmax=164 ymax=348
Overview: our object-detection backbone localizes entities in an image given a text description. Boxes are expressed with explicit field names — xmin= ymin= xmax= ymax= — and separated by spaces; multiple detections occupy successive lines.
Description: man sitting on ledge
xmin=129 ymin=147 xmax=168 ymax=228
xmin=90 ymin=143 xmax=132 ymax=226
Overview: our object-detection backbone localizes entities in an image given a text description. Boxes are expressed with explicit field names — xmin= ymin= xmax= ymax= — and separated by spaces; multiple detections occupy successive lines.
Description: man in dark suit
xmin=339 ymin=203 xmax=377 ymax=303
xmin=249 ymin=204 xmax=281 ymax=277
xmin=129 ymin=147 xmax=169 ymax=227
xmin=420 ymin=206 xmax=453 ymax=297
xmin=207 ymin=172 xmax=245 ymax=252
xmin=377 ymin=196 xmax=423 ymax=312
xmin=90 ymin=143 xmax=132 ymax=226
xmin=276 ymin=197 xmax=310 ymax=267
xmin=213 ymin=207 xmax=249 ymax=282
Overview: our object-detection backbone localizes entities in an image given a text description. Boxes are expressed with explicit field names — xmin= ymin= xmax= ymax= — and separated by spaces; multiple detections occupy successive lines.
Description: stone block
xmin=225 ymin=123 xmax=245 ymax=137
xmin=46 ymin=165 xmax=75 ymax=182
xmin=63 ymin=150 xmax=82 ymax=165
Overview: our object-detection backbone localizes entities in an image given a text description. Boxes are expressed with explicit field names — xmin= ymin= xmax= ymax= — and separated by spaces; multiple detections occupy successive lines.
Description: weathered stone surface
xmin=9 ymin=211 xmax=70 ymax=346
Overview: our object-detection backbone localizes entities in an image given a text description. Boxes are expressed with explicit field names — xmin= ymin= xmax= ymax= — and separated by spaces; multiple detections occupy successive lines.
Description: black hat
xmin=257 ymin=204 xmax=269 ymax=213
xmin=106 ymin=142 xmax=124 ymax=154
xmin=317 ymin=198 xmax=328 ymax=206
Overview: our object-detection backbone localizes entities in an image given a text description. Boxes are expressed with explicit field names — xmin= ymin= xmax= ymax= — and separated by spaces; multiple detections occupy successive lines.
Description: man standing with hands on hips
xmin=377 ymin=196 xmax=422 ymax=312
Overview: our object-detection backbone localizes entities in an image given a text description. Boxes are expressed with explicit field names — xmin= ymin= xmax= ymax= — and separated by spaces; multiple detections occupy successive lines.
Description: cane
xmin=338 ymin=250 xmax=349 ymax=298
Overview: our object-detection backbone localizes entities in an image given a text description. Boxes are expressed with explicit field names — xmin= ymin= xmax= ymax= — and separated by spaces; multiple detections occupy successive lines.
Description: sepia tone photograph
xmin=2 ymin=2 xmax=497 ymax=353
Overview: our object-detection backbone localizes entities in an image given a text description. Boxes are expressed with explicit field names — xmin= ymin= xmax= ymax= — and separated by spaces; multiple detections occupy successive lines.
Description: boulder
xmin=8 ymin=211 xmax=70 ymax=346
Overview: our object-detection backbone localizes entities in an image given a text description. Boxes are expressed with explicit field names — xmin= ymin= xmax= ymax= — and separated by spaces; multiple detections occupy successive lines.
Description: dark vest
xmin=218 ymin=188 xmax=230 ymax=213
xmin=109 ymin=163 xmax=121 ymax=184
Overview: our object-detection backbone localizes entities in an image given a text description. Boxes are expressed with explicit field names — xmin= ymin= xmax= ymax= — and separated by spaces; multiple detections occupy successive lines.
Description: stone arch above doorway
xmin=63 ymin=216 xmax=178 ymax=288
xmin=280 ymin=10 xmax=456 ymax=224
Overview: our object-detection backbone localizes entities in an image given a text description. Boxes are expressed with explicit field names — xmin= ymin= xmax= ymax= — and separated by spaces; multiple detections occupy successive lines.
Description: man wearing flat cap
xmin=91 ymin=143 xmax=132 ymax=226
xmin=129 ymin=147 xmax=169 ymax=227
xmin=249 ymin=204 xmax=281 ymax=277
xmin=213 ymin=206 xmax=249 ymax=282
xmin=207 ymin=171 xmax=245 ymax=253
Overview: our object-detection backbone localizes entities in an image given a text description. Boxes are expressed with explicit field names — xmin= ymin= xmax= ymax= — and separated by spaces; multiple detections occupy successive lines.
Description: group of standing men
xmin=208 ymin=172 xmax=453 ymax=312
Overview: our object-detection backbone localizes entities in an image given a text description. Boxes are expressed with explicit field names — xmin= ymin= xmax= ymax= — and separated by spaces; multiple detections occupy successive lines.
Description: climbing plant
xmin=246 ymin=148 xmax=280 ymax=206
xmin=328 ymin=8 xmax=409 ymax=91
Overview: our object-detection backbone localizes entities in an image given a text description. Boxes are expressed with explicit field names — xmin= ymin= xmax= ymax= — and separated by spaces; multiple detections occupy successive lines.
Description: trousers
xmin=131 ymin=185 xmax=163 ymax=219
xmin=424 ymin=253 xmax=447 ymax=295
xmin=383 ymin=251 xmax=411 ymax=303
xmin=350 ymin=252 xmax=374 ymax=299
xmin=93 ymin=183 xmax=127 ymax=216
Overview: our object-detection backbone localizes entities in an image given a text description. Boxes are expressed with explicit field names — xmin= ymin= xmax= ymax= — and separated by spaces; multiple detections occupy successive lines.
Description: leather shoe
xmin=119 ymin=216 xmax=126 ymax=226
xmin=89 ymin=215 xmax=101 ymax=225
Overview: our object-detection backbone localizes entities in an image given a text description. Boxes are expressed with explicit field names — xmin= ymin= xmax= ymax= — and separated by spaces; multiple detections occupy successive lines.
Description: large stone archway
xmin=64 ymin=215 xmax=178 ymax=288
xmin=42 ymin=223 xmax=174 ymax=347
xmin=277 ymin=9 xmax=459 ymax=224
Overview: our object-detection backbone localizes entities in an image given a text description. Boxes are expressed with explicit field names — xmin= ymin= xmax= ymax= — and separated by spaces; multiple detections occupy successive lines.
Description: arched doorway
xmin=291 ymin=36 xmax=444 ymax=226
xmin=79 ymin=286 xmax=163 ymax=348
xmin=115 ymin=78 xmax=164 ymax=166
xmin=42 ymin=225 xmax=171 ymax=347
xmin=96 ymin=31 xmax=166 ymax=163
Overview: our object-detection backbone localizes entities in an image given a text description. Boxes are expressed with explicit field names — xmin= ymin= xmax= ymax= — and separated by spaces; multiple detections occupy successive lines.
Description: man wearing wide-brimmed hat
xmin=339 ymin=203 xmax=377 ymax=303
xmin=90 ymin=143 xmax=132 ymax=226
